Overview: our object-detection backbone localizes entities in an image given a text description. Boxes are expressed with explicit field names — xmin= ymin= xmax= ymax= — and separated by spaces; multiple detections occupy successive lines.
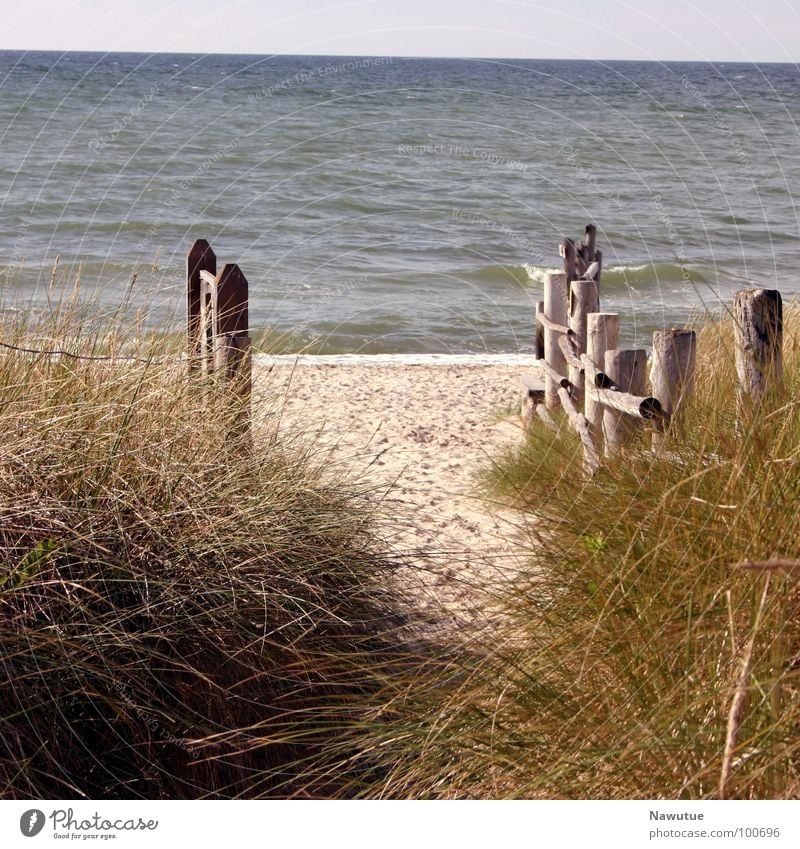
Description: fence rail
xmin=529 ymin=225 xmax=783 ymax=473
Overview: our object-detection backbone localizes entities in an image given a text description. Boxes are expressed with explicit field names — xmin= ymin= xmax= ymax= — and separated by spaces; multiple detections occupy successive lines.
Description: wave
xmin=517 ymin=262 xmax=704 ymax=289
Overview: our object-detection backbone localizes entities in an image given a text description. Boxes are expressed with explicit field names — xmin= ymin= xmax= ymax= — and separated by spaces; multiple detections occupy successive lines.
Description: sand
xmin=252 ymin=355 xmax=542 ymax=626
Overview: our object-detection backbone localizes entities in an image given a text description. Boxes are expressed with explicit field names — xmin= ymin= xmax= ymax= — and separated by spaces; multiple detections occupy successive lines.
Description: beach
xmin=253 ymin=355 xmax=541 ymax=621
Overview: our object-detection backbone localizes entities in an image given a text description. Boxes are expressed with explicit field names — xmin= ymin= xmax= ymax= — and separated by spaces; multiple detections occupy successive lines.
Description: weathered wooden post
xmin=650 ymin=328 xmax=697 ymax=445
xmin=187 ymin=239 xmax=216 ymax=373
xmin=733 ymin=289 xmax=783 ymax=417
xmin=568 ymin=278 xmax=600 ymax=403
xmin=585 ymin=313 xmax=619 ymax=451
xmin=603 ymin=349 xmax=647 ymax=455
xmin=543 ymin=272 xmax=568 ymax=411
xmin=212 ymin=263 xmax=251 ymax=397
xmin=560 ymin=238 xmax=577 ymax=283
xmin=534 ymin=301 xmax=545 ymax=360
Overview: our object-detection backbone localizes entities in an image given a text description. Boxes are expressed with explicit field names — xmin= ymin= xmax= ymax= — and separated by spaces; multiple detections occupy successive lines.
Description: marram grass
xmin=0 ymin=289 xmax=432 ymax=799
xmin=366 ymin=305 xmax=800 ymax=799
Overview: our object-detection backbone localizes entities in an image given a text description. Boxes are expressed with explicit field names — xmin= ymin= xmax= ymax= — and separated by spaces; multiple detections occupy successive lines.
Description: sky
xmin=0 ymin=0 xmax=798 ymax=62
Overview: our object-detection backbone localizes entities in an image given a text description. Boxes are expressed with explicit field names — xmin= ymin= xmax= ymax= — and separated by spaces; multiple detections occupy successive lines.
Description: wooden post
xmin=650 ymin=328 xmax=697 ymax=445
xmin=187 ymin=239 xmax=216 ymax=373
xmin=603 ymin=348 xmax=647 ymax=455
xmin=593 ymin=248 xmax=603 ymax=286
xmin=535 ymin=301 xmax=545 ymax=360
xmin=733 ymin=289 xmax=783 ymax=417
xmin=583 ymin=224 xmax=596 ymax=265
xmin=585 ymin=313 xmax=619 ymax=451
xmin=568 ymin=278 xmax=600 ymax=403
xmin=544 ymin=272 xmax=568 ymax=411
xmin=560 ymin=238 xmax=577 ymax=283
xmin=211 ymin=263 xmax=251 ymax=437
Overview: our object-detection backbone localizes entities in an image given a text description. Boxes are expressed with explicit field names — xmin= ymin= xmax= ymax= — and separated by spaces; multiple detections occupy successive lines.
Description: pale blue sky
xmin=0 ymin=0 xmax=798 ymax=61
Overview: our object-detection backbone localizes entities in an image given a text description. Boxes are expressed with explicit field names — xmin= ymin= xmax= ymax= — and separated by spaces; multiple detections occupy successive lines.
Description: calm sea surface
xmin=1 ymin=52 xmax=798 ymax=353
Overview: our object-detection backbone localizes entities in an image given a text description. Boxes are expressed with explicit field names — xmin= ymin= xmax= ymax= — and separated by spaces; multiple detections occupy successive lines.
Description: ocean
xmin=0 ymin=51 xmax=798 ymax=353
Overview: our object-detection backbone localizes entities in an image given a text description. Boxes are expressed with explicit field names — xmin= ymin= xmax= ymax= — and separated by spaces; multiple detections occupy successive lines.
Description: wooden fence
xmin=529 ymin=226 xmax=784 ymax=473
xmin=187 ymin=239 xmax=252 ymax=425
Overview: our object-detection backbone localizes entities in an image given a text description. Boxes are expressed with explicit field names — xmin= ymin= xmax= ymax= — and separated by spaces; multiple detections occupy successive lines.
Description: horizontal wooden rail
xmin=558 ymin=333 xmax=583 ymax=371
xmin=535 ymin=403 xmax=559 ymax=432
xmin=536 ymin=310 xmax=571 ymax=336
xmin=539 ymin=358 xmax=573 ymax=390
xmin=585 ymin=383 xmax=663 ymax=420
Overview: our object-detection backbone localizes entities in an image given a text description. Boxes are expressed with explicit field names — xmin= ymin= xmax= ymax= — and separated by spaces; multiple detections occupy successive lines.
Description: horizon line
xmin=0 ymin=48 xmax=797 ymax=65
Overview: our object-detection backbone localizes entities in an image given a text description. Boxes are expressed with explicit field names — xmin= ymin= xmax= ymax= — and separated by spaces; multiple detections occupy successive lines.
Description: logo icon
xmin=20 ymin=810 xmax=46 ymax=837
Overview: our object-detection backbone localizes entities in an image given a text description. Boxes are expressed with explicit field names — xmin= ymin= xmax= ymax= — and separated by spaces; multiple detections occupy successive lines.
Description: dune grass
xmin=5 ymin=274 xmax=799 ymax=800
xmin=0 ymin=287 xmax=434 ymax=799
xmin=370 ymin=305 xmax=800 ymax=799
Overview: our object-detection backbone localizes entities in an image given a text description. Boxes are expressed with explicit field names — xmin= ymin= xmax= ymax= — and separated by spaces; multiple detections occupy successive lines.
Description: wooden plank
xmin=733 ymin=288 xmax=783 ymax=418
xmin=584 ymin=313 xmax=619 ymax=452
xmin=544 ymin=271 xmax=569 ymax=410
xmin=519 ymin=373 xmax=546 ymax=403
xmin=187 ymin=239 xmax=216 ymax=373
xmin=603 ymin=348 xmax=648 ymax=455
xmin=650 ymin=328 xmax=697 ymax=446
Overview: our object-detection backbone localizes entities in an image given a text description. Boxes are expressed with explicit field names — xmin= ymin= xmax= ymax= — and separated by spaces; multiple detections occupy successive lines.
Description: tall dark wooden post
xmin=213 ymin=263 xmax=251 ymax=434
xmin=187 ymin=239 xmax=216 ymax=373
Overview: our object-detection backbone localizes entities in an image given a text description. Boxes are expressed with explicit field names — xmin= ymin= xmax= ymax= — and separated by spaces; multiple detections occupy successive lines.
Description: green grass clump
xmin=375 ymin=306 xmax=800 ymax=799
xmin=0 ymin=294 xmax=421 ymax=799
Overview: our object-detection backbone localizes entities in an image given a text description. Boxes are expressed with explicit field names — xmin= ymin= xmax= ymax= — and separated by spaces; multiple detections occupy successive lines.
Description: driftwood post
xmin=561 ymin=238 xmax=577 ymax=283
xmin=568 ymin=278 xmax=600 ymax=403
xmin=585 ymin=313 xmax=619 ymax=451
xmin=543 ymin=272 xmax=569 ymax=410
xmin=603 ymin=349 xmax=647 ymax=455
xmin=535 ymin=301 xmax=545 ymax=360
xmin=733 ymin=289 xmax=783 ymax=417
xmin=650 ymin=328 xmax=697 ymax=445
xmin=187 ymin=239 xmax=216 ymax=373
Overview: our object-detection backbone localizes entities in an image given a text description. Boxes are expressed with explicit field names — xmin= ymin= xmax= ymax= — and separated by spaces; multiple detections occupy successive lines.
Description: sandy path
xmin=253 ymin=356 xmax=542 ymax=626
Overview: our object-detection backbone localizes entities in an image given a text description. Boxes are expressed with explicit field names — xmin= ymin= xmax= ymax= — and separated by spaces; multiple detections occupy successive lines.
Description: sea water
xmin=1 ymin=52 xmax=798 ymax=352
